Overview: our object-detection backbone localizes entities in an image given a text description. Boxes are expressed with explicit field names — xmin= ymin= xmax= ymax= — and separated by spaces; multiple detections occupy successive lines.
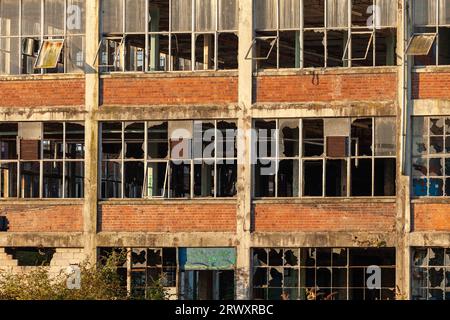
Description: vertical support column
xmin=83 ymin=0 xmax=100 ymax=265
xmin=235 ymin=0 xmax=253 ymax=300
xmin=396 ymin=0 xmax=412 ymax=299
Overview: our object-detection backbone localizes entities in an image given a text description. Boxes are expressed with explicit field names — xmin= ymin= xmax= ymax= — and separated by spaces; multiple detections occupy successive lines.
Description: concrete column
xmin=235 ymin=0 xmax=253 ymax=300
xmin=83 ymin=0 xmax=100 ymax=265
xmin=396 ymin=0 xmax=412 ymax=299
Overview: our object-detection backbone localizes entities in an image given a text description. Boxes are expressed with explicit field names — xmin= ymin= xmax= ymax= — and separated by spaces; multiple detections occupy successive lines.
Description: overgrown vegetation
xmin=0 ymin=251 xmax=168 ymax=300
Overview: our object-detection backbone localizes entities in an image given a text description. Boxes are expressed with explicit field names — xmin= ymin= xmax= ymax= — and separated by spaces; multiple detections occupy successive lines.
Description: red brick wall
xmin=254 ymin=202 xmax=396 ymax=232
xmin=99 ymin=203 xmax=236 ymax=232
xmin=0 ymin=80 xmax=85 ymax=107
xmin=0 ymin=204 xmax=83 ymax=232
xmin=101 ymin=76 xmax=238 ymax=106
xmin=413 ymin=203 xmax=450 ymax=231
xmin=412 ymin=72 xmax=450 ymax=99
xmin=256 ymin=73 xmax=397 ymax=103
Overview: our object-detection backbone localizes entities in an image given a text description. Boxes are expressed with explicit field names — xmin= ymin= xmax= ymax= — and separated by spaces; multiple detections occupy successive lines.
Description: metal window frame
xmin=342 ymin=30 xmax=374 ymax=62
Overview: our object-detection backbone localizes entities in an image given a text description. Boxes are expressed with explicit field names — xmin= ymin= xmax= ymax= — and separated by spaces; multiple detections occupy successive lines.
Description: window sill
xmin=0 ymin=73 xmax=85 ymax=81
xmin=254 ymin=65 xmax=398 ymax=77
xmin=411 ymin=197 xmax=450 ymax=204
xmin=253 ymin=197 xmax=396 ymax=204
xmin=98 ymin=198 xmax=238 ymax=205
xmin=100 ymin=69 xmax=238 ymax=79
xmin=412 ymin=65 xmax=450 ymax=73
xmin=0 ymin=198 xmax=84 ymax=205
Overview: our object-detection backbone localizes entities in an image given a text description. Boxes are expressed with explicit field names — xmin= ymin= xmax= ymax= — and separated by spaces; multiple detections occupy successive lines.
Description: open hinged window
xmin=34 ymin=39 xmax=64 ymax=69
xmin=94 ymin=36 xmax=125 ymax=71
xmin=342 ymin=31 xmax=374 ymax=62
xmin=245 ymin=36 xmax=278 ymax=60
xmin=406 ymin=33 xmax=437 ymax=56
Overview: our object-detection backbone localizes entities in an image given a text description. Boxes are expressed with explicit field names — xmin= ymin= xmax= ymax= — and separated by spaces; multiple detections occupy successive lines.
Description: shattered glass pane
xmin=412 ymin=136 xmax=427 ymax=155
xmin=284 ymin=249 xmax=299 ymax=266
xmin=430 ymin=136 xmax=444 ymax=153
xmin=316 ymin=248 xmax=332 ymax=266
xmin=283 ymin=268 xmax=299 ymax=287
xmin=332 ymin=248 xmax=347 ymax=267
xmin=332 ymin=268 xmax=347 ymax=287
xmin=268 ymin=267 xmax=283 ymax=287
xmin=269 ymin=249 xmax=283 ymax=266
xmin=429 ymin=248 xmax=445 ymax=266
xmin=413 ymin=248 xmax=428 ymax=266
xmin=253 ymin=267 xmax=268 ymax=287
xmin=412 ymin=267 xmax=428 ymax=288
xmin=301 ymin=248 xmax=316 ymax=267
xmin=279 ymin=119 xmax=299 ymax=157
xmin=147 ymin=249 xmax=162 ymax=266
xmin=412 ymin=157 xmax=428 ymax=176
xmin=430 ymin=118 xmax=444 ymax=135
xmin=446 ymin=248 xmax=450 ymax=265
xmin=301 ymin=268 xmax=316 ymax=287
xmin=253 ymin=248 xmax=268 ymax=267
xmin=429 ymin=158 xmax=443 ymax=175
xmin=428 ymin=268 xmax=445 ymax=287
xmin=316 ymin=267 xmax=331 ymax=287
xmin=132 ymin=248 xmax=147 ymax=268
xmin=446 ymin=118 xmax=450 ymax=134
xmin=429 ymin=288 xmax=444 ymax=300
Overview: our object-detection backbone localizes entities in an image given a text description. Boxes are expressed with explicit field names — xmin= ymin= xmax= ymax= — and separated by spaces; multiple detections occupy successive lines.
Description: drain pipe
xmin=400 ymin=1 xmax=410 ymax=176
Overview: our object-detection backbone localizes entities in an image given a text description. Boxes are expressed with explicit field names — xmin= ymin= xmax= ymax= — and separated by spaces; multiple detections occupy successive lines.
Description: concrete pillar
xmin=396 ymin=0 xmax=412 ymax=299
xmin=83 ymin=0 xmax=100 ymax=265
xmin=235 ymin=0 xmax=253 ymax=300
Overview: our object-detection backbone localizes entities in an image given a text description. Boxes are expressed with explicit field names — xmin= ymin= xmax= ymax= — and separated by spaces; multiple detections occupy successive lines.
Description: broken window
xmin=5 ymin=247 xmax=55 ymax=266
xmin=0 ymin=122 xmax=85 ymax=199
xmin=412 ymin=0 xmax=450 ymax=66
xmin=0 ymin=0 xmax=85 ymax=75
xmin=254 ymin=117 xmax=396 ymax=198
xmin=412 ymin=117 xmax=450 ymax=197
xmin=100 ymin=120 xmax=237 ymax=199
xmin=253 ymin=247 xmax=396 ymax=300
xmin=98 ymin=0 xmax=238 ymax=73
xmin=412 ymin=247 xmax=450 ymax=300
xmin=253 ymin=0 xmax=397 ymax=70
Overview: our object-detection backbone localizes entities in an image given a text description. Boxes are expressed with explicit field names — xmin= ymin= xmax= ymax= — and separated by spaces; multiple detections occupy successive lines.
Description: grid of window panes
xmin=99 ymin=0 xmax=238 ymax=72
xmin=0 ymin=0 xmax=86 ymax=74
xmin=100 ymin=120 xmax=237 ymax=199
xmin=253 ymin=117 xmax=396 ymax=198
xmin=412 ymin=247 xmax=450 ymax=300
xmin=131 ymin=248 xmax=178 ymax=299
xmin=252 ymin=247 xmax=396 ymax=300
xmin=412 ymin=117 xmax=450 ymax=197
xmin=412 ymin=0 xmax=450 ymax=66
xmin=253 ymin=0 xmax=397 ymax=70
xmin=0 ymin=122 xmax=85 ymax=199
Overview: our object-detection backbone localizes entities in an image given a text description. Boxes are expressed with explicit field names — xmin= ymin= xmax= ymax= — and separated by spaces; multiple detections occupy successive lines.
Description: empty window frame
xmin=100 ymin=120 xmax=237 ymax=199
xmin=0 ymin=0 xmax=86 ymax=75
xmin=252 ymin=247 xmax=396 ymax=300
xmin=412 ymin=117 xmax=450 ymax=197
xmin=99 ymin=0 xmax=238 ymax=72
xmin=412 ymin=247 xmax=450 ymax=300
xmin=412 ymin=0 xmax=450 ymax=66
xmin=253 ymin=0 xmax=397 ymax=70
xmin=253 ymin=117 xmax=396 ymax=198
xmin=0 ymin=122 xmax=85 ymax=199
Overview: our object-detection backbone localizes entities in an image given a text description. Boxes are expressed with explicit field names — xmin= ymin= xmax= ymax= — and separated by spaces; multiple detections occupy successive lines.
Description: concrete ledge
xmin=255 ymin=66 xmax=398 ymax=76
xmin=96 ymin=232 xmax=238 ymax=247
xmin=0 ymin=232 xmax=84 ymax=247
xmin=408 ymin=232 xmax=450 ymax=247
